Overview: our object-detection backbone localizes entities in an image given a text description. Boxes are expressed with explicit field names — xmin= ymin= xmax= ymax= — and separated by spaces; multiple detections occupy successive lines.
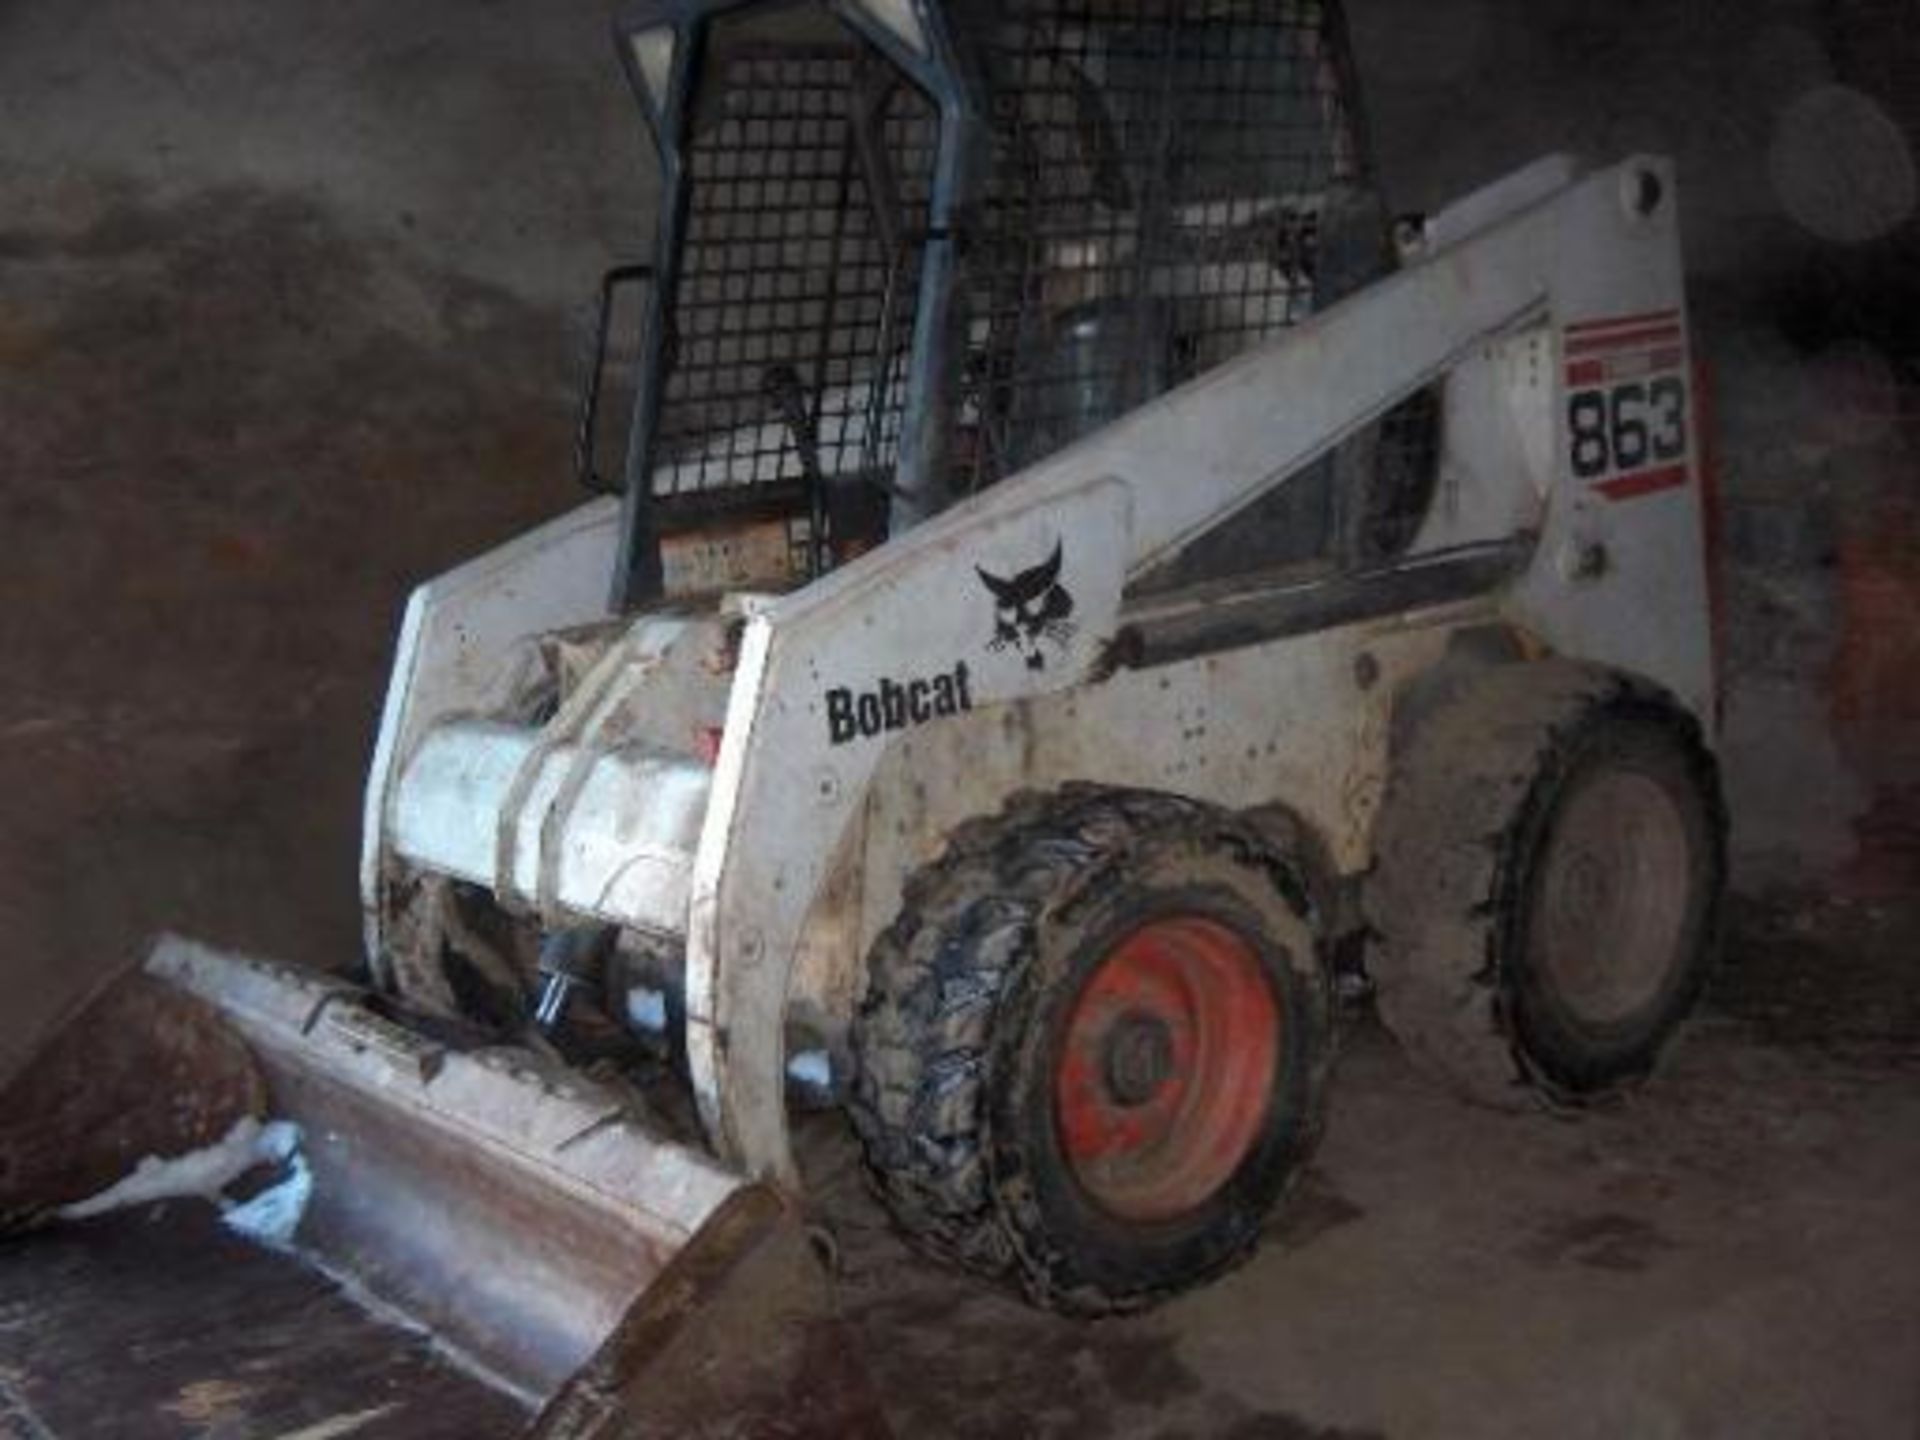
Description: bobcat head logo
xmin=978 ymin=540 xmax=1075 ymax=671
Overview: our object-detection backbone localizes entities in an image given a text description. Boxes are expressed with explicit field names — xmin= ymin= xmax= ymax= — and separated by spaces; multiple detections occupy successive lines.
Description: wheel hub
xmin=1103 ymin=1013 xmax=1176 ymax=1107
xmin=1537 ymin=768 xmax=1691 ymax=1024
xmin=1555 ymin=853 xmax=1611 ymax=928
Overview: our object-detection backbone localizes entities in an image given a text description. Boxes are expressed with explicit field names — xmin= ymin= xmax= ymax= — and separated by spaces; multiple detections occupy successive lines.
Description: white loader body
xmin=365 ymin=152 xmax=1714 ymax=1186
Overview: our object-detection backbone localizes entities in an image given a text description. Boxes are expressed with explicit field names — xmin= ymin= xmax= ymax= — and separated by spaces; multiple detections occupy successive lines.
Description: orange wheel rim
xmin=1052 ymin=916 xmax=1279 ymax=1222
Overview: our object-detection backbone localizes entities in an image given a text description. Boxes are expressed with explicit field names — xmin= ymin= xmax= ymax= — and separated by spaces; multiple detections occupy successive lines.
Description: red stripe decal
xmin=1566 ymin=324 xmax=1684 ymax=357
xmin=1565 ymin=308 xmax=1682 ymax=336
xmin=1566 ymin=359 xmax=1606 ymax=386
xmin=1596 ymin=464 xmax=1690 ymax=501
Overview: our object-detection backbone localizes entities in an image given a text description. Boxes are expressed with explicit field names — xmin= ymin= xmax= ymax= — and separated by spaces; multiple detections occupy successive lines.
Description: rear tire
xmin=849 ymin=788 xmax=1332 ymax=1314
xmin=1365 ymin=660 xmax=1726 ymax=1107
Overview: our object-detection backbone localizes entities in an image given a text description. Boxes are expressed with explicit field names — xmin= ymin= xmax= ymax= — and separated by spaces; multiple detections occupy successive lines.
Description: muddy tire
xmin=849 ymin=787 xmax=1332 ymax=1314
xmin=1365 ymin=660 xmax=1726 ymax=1107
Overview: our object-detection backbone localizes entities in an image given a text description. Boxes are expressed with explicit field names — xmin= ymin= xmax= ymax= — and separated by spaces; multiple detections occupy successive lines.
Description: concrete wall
xmin=1351 ymin=0 xmax=1919 ymax=898
xmin=1 ymin=0 xmax=1912 ymax=1081
xmin=0 ymin=1 xmax=648 ymax=1081
xmin=0 ymin=0 xmax=654 ymax=307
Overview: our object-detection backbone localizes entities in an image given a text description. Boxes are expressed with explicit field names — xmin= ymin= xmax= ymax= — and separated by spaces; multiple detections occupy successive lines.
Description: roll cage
xmin=605 ymin=0 xmax=1380 ymax=608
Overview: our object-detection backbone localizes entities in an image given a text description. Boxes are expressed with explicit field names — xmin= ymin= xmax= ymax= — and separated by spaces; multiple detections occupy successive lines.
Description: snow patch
xmin=57 ymin=1116 xmax=312 ymax=1246
xmin=221 ymin=1134 xmax=312 ymax=1248
xmin=60 ymin=1116 xmax=270 ymax=1219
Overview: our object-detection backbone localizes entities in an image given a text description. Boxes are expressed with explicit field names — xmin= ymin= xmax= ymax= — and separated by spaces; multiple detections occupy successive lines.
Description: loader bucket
xmin=0 ymin=967 xmax=268 ymax=1233
xmin=0 ymin=936 xmax=751 ymax=1412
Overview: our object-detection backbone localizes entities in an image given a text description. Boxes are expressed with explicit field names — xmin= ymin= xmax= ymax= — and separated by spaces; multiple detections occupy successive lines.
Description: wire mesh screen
xmin=651 ymin=31 xmax=936 ymax=535
xmin=952 ymin=0 xmax=1371 ymax=495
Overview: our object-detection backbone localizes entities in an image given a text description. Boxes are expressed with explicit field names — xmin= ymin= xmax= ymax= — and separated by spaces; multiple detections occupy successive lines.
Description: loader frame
xmin=365 ymin=152 xmax=1713 ymax=1186
xmin=0 ymin=15 xmax=1720 ymax=1421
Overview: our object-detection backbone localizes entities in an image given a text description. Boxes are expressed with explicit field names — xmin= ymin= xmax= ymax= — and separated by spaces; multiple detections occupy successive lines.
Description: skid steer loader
xmin=1 ymin=0 xmax=1725 ymax=1428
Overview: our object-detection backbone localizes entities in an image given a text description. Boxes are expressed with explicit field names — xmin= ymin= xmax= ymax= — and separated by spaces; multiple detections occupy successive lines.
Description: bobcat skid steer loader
xmin=1 ymin=0 xmax=1724 ymax=1429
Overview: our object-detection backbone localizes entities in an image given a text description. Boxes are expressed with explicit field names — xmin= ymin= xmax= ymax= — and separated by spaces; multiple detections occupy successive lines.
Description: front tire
xmin=849 ymin=788 xmax=1332 ymax=1314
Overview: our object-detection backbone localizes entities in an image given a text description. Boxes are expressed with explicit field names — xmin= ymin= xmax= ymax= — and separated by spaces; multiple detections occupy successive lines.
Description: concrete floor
xmin=2 ymin=0 xmax=1917 ymax=1435
xmin=818 ymin=985 xmax=1920 ymax=1437
xmin=7 ymin=942 xmax=1914 ymax=1439
xmin=796 ymin=896 xmax=1920 ymax=1438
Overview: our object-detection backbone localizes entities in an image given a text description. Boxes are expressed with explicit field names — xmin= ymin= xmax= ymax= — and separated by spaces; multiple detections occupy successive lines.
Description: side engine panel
xmin=837 ymin=602 xmax=1478 ymax=1023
